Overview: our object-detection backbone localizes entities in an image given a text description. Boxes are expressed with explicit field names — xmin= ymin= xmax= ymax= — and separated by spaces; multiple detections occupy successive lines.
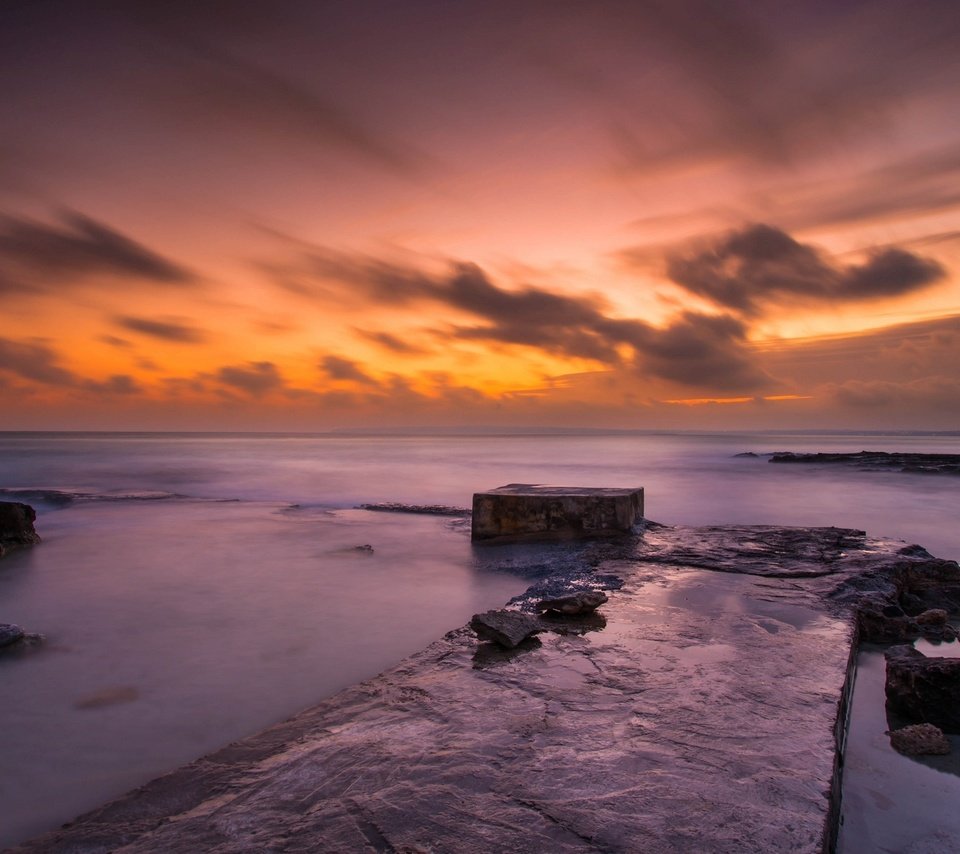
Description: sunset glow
xmin=2 ymin=1 xmax=959 ymax=430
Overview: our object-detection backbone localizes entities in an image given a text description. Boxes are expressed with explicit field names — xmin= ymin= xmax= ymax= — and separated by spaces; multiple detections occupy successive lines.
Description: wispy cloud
xmin=320 ymin=355 xmax=377 ymax=385
xmin=0 ymin=210 xmax=194 ymax=296
xmin=215 ymin=361 xmax=284 ymax=395
xmin=115 ymin=315 xmax=207 ymax=343
xmin=0 ymin=336 xmax=77 ymax=386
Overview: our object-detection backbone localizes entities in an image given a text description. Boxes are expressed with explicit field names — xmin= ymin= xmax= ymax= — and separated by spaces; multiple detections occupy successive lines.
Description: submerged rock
xmin=535 ymin=590 xmax=608 ymax=615
xmin=0 ymin=501 xmax=41 ymax=558
xmin=0 ymin=623 xmax=43 ymax=652
xmin=0 ymin=623 xmax=25 ymax=648
xmin=469 ymin=609 xmax=541 ymax=648
xmin=888 ymin=723 xmax=951 ymax=756
xmin=885 ymin=645 xmax=960 ymax=732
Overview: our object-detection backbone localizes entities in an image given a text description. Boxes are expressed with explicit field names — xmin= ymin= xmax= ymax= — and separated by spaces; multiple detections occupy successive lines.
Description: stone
xmin=535 ymin=590 xmax=608 ymax=615
xmin=0 ymin=623 xmax=25 ymax=648
xmin=469 ymin=609 xmax=542 ymax=648
xmin=916 ymin=608 xmax=949 ymax=626
xmin=471 ymin=484 xmax=643 ymax=542
xmin=0 ymin=502 xmax=40 ymax=557
xmin=888 ymin=723 xmax=951 ymax=756
xmin=768 ymin=451 xmax=960 ymax=475
xmin=897 ymin=558 xmax=960 ymax=613
xmin=857 ymin=606 xmax=920 ymax=643
xmin=885 ymin=645 xmax=960 ymax=732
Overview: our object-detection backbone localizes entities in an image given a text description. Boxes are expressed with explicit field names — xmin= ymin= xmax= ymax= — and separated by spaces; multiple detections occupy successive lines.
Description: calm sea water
xmin=1 ymin=431 xmax=958 ymax=847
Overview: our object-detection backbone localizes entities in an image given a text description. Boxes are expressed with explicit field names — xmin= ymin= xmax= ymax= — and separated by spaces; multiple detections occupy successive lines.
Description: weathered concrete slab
xmin=472 ymin=484 xmax=644 ymax=542
xmin=16 ymin=524 xmax=948 ymax=854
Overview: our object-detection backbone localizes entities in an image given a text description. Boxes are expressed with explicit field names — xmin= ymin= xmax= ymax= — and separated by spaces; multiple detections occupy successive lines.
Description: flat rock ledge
xmin=13 ymin=524 xmax=958 ymax=854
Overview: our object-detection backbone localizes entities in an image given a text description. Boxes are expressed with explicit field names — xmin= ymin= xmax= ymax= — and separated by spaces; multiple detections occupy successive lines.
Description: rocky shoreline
xmin=737 ymin=450 xmax=960 ymax=475
xmin=10 ymin=516 xmax=960 ymax=853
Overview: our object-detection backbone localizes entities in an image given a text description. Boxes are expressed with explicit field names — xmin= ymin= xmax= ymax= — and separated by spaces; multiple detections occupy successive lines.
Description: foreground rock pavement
xmin=14 ymin=524 xmax=959 ymax=853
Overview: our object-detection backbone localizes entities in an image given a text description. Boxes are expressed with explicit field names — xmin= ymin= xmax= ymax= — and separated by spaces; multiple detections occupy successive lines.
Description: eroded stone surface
xmin=889 ymin=723 xmax=951 ymax=756
xmin=885 ymin=645 xmax=960 ymax=732
xmin=14 ymin=524 xmax=958 ymax=854
xmin=470 ymin=609 xmax=542 ymax=648
xmin=471 ymin=484 xmax=643 ymax=542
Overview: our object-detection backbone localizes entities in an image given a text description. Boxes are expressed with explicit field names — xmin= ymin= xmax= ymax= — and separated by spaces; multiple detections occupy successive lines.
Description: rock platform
xmin=13 ymin=523 xmax=958 ymax=854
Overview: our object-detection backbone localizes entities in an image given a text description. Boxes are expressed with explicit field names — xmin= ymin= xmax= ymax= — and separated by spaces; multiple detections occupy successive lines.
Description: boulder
xmin=470 ymin=610 xmax=541 ymax=648
xmin=857 ymin=605 xmax=920 ymax=643
xmin=885 ymin=645 xmax=960 ymax=732
xmin=888 ymin=723 xmax=951 ymax=756
xmin=536 ymin=590 xmax=608 ymax=615
xmin=0 ymin=502 xmax=41 ymax=557
xmin=0 ymin=623 xmax=25 ymax=648
xmin=916 ymin=609 xmax=949 ymax=626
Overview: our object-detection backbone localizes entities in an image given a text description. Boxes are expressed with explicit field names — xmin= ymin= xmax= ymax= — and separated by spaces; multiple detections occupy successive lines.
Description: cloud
xmin=356 ymin=330 xmax=430 ymax=355
xmin=547 ymin=0 xmax=960 ymax=174
xmin=115 ymin=315 xmax=207 ymax=343
xmin=320 ymin=355 xmax=377 ymax=385
xmin=829 ymin=376 xmax=960 ymax=411
xmin=287 ymin=249 xmax=774 ymax=392
xmin=663 ymin=224 xmax=946 ymax=315
xmin=0 ymin=337 xmax=77 ymax=386
xmin=215 ymin=361 xmax=284 ymax=395
xmin=84 ymin=374 xmax=142 ymax=395
xmin=638 ymin=311 xmax=771 ymax=391
xmin=0 ymin=210 xmax=194 ymax=295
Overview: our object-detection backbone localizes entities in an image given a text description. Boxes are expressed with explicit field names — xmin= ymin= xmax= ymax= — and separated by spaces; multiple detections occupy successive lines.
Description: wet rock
xmin=857 ymin=605 xmax=920 ymax=643
xmin=769 ymin=450 xmax=960 ymax=475
xmin=536 ymin=590 xmax=608 ymax=615
xmin=885 ymin=645 xmax=960 ymax=732
xmin=471 ymin=484 xmax=643 ymax=542
xmin=0 ymin=623 xmax=25 ymax=648
xmin=359 ymin=503 xmax=469 ymax=516
xmin=469 ymin=609 xmax=542 ymax=648
xmin=882 ymin=604 xmax=906 ymax=618
xmin=916 ymin=609 xmax=949 ymax=626
xmin=537 ymin=611 xmax=607 ymax=636
xmin=0 ymin=501 xmax=40 ymax=558
xmin=897 ymin=558 xmax=960 ymax=613
xmin=888 ymin=723 xmax=951 ymax=756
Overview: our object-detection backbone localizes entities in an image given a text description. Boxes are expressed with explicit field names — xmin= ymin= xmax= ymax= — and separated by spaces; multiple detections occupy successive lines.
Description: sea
xmin=1 ymin=430 xmax=958 ymax=849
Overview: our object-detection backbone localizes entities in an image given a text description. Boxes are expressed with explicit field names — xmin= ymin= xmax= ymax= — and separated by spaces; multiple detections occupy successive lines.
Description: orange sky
xmin=1 ymin=1 xmax=959 ymax=430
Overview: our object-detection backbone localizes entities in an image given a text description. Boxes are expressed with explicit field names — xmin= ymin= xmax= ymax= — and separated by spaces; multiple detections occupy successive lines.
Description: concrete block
xmin=471 ymin=484 xmax=644 ymax=542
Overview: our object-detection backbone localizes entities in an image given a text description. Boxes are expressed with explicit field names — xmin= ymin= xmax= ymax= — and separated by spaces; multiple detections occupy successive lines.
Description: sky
xmin=1 ymin=0 xmax=959 ymax=431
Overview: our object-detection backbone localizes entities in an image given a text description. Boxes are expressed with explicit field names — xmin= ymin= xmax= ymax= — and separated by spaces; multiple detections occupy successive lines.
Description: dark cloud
xmin=0 ymin=210 xmax=194 ymax=294
xmin=320 ymin=355 xmax=377 ymax=385
xmin=638 ymin=311 xmax=770 ymax=391
xmin=291 ymin=250 xmax=772 ymax=392
xmin=84 ymin=374 xmax=141 ymax=395
xmin=98 ymin=334 xmax=133 ymax=348
xmin=216 ymin=361 xmax=284 ymax=395
xmin=357 ymin=330 xmax=429 ymax=355
xmin=115 ymin=315 xmax=207 ymax=343
xmin=0 ymin=337 xmax=77 ymax=386
xmin=663 ymin=224 xmax=946 ymax=315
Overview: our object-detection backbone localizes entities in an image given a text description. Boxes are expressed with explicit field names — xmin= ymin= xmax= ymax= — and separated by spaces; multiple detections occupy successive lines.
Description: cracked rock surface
xmin=14 ymin=524 xmax=957 ymax=854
